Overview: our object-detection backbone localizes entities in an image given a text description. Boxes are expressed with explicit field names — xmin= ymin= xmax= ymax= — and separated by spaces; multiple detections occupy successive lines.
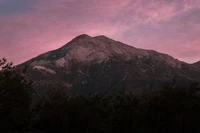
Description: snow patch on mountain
xmin=33 ymin=66 xmax=56 ymax=74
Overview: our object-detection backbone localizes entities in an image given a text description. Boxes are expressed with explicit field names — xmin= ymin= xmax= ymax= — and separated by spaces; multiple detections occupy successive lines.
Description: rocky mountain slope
xmin=18 ymin=34 xmax=200 ymax=95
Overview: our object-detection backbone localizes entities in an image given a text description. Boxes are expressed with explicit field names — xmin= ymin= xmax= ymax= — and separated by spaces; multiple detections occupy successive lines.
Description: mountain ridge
xmin=17 ymin=34 xmax=200 ymax=95
xmin=18 ymin=34 xmax=186 ymax=67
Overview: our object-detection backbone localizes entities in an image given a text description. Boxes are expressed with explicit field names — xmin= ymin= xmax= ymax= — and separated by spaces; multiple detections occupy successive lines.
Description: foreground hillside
xmin=2 ymin=58 xmax=200 ymax=133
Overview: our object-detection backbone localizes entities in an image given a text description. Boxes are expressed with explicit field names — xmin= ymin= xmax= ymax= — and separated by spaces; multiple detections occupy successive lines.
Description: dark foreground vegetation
xmin=1 ymin=58 xmax=200 ymax=133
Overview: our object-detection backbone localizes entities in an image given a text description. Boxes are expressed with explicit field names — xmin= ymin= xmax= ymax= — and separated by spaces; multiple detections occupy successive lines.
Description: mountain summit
xmin=20 ymin=34 xmax=181 ymax=68
xmin=18 ymin=34 xmax=200 ymax=95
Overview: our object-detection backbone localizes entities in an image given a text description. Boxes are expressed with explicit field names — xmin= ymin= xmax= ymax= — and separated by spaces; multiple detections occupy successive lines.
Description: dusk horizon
xmin=1 ymin=0 xmax=200 ymax=64
xmin=13 ymin=33 xmax=199 ymax=66
xmin=2 ymin=1 xmax=200 ymax=132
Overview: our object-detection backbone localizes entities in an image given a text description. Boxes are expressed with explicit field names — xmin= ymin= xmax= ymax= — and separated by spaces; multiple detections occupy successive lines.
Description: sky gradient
xmin=0 ymin=0 xmax=200 ymax=65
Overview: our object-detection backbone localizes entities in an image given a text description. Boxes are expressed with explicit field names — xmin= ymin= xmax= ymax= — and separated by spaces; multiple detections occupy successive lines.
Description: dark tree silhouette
xmin=1 ymin=58 xmax=200 ymax=133
xmin=0 ymin=58 xmax=32 ymax=133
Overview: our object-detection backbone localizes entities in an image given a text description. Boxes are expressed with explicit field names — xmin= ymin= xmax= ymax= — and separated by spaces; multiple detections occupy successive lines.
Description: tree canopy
xmin=0 ymin=58 xmax=32 ymax=133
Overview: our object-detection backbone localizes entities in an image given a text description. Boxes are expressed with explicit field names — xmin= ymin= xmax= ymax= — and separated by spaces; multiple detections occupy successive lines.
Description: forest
xmin=1 ymin=58 xmax=200 ymax=133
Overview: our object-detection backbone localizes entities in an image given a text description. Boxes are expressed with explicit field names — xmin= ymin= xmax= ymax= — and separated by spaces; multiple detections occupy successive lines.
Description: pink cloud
xmin=0 ymin=0 xmax=200 ymax=64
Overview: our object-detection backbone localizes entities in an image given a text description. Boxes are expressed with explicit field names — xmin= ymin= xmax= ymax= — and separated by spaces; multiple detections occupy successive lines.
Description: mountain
xmin=193 ymin=61 xmax=200 ymax=67
xmin=18 ymin=34 xmax=200 ymax=95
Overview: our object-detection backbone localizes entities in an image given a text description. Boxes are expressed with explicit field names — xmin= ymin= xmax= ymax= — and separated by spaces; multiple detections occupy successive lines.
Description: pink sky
xmin=0 ymin=0 xmax=200 ymax=65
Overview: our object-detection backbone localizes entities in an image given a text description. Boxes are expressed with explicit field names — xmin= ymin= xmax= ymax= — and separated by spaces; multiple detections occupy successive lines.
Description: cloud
xmin=0 ymin=0 xmax=200 ymax=64
xmin=0 ymin=0 xmax=39 ymax=15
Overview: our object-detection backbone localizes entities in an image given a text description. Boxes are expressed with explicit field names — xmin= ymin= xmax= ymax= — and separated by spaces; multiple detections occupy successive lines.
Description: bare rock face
xmin=18 ymin=34 xmax=200 ymax=95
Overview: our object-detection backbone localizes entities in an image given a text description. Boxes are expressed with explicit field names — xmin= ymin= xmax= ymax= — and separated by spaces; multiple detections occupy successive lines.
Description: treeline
xmin=1 ymin=58 xmax=200 ymax=133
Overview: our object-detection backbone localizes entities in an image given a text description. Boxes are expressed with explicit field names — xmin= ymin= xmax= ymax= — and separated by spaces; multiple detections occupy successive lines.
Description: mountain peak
xmin=73 ymin=34 xmax=92 ymax=40
xmin=94 ymin=35 xmax=116 ymax=41
xmin=19 ymin=34 xmax=184 ymax=69
xmin=17 ymin=34 xmax=200 ymax=96
xmin=94 ymin=35 xmax=108 ymax=39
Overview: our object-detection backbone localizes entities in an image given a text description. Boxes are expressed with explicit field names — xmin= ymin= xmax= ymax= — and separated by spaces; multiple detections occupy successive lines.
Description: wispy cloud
xmin=0 ymin=0 xmax=200 ymax=64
